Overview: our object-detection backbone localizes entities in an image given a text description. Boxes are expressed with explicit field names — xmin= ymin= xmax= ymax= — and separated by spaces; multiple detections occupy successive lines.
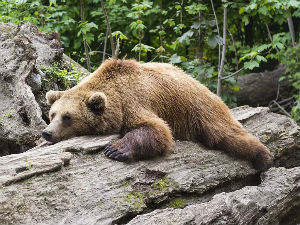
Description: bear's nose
xmin=42 ymin=130 xmax=52 ymax=140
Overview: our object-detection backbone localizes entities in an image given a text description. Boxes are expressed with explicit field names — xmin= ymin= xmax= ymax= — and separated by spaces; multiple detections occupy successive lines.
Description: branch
xmin=217 ymin=6 xmax=227 ymax=97
xmin=287 ymin=16 xmax=295 ymax=46
xmin=227 ymin=29 xmax=238 ymax=70
xmin=114 ymin=38 xmax=120 ymax=58
xmin=271 ymin=100 xmax=291 ymax=117
xmin=102 ymin=28 xmax=108 ymax=62
xmin=210 ymin=0 xmax=221 ymax=70
xmin=100 ymin=0 xmax=115 ymax=57
xmin=222 ymin=67 xmax=244 ymax=80
xmin=266 ymin=24 xmax=279 ymax=53
xmin=197 ymin=0 xmax=203 ymax=61
xmin=159 ymin=0 xmax=164 ymax=62
xmin=265 ymin=24 xmax=273 ymax=42
xmin=80 ymin=0 xmax=91 ymax=72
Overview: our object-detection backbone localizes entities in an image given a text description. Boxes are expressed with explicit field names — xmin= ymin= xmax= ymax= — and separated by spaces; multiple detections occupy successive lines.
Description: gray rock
xmin=0 ymin=106 xmax=299 ymax=225
xmin=0 ymin=22 xmax=89 ymax=155
xmin=0 ymin=23 xmax=46 ymax=156
xmin=127 ymin=167 xmax=300 ymax=225
xmin=27 ymin=73 xmax=42 ymax=93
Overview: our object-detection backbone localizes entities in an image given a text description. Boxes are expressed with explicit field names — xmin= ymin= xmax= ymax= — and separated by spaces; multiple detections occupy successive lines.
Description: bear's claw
xmin=104 ymin=144 xmax=132 ymax=162
xmin=104 ymin=144 xmax=116 ymax=155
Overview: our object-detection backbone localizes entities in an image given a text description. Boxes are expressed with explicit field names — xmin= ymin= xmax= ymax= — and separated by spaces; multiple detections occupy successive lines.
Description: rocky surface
xmin=0 ymin=106 xmax=299 ymax=225
xmin=0 ymin=22 xmax=47 ymax=155
xmin=127 ymin=167 xmax=300 ymax=225
xmin=0 ymin=22 xmax=88 ymax=155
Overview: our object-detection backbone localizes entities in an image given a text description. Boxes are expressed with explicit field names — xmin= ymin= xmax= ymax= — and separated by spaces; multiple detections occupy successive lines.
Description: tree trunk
xmin=287 ymin=16 xmax=295 ymax=46
xmin=80 ymin=0 xmax=91 ymax=72
xmin=210 ymin=0 xmax=221 ymax=69
xmin=102 ymin=28 xmax=108 ymax=62
xmin=100 ymin=0 xmax=115 ymax=57
xmin=0 ymin=106 xmax=299 ymax=225
xmin=217 ymin=7 xmax=227 ymax=97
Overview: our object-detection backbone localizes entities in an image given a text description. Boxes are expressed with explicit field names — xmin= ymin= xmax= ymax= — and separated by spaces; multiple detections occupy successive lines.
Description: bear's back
xmin=76 ymin=59 xmax=232 ymax=141
xmin=137 ymin=62 xmax=227 ymax=140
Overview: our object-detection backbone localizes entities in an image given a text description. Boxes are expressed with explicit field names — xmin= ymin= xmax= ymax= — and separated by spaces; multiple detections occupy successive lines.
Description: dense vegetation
xmin=0 ymin=0 xmax=299 ymax=122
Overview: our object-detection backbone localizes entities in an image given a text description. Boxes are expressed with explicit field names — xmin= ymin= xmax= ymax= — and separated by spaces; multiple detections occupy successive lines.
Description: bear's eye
xmin=62 ymin=115 xmax=71 ymax=124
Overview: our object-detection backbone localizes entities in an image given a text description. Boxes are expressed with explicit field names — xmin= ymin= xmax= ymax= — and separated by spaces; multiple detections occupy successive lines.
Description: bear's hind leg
xmin=104 ymin=116 xmax=173 ymax=162
xmin=218 ymin=132 xmax=272 ymax=171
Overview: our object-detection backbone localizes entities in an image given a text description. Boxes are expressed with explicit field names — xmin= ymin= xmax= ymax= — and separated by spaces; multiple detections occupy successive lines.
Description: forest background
xmin=0 ymin=0 xmax=299 ymax=123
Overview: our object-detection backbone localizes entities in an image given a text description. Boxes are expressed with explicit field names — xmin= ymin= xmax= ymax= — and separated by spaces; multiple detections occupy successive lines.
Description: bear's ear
xmin=86 ymin=92 xmax=107 ymax=114
xmin=46 ymin=90 xmax=65 ymax=105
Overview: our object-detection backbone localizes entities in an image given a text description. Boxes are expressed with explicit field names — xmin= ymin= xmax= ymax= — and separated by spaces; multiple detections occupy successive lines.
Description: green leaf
xmin=185 ymin=3 xmax=207 ymax=15
xmin=207 ymin=34 xmax=222 ymax=48
xmin=256 ymin=55 xmax=267 ymax=63
xmin=292 ymin=10 xmax=300 ymax=18
xmin=256 ymin=44 xmax=271 ymax=52
xmin=279 ymin=76 xmax=286 ymax=81
xmin=240 ymin=51 xmax=258 ymax=61
xmin=244 ymin=60 xmax=259 ymax=70
xmin=242 ymin=16 xmax=249 ymax=25
xmin=239 ymin=7 xmax=245 ymax=14
xmin=131 ymin=43 xmax=154 ymax=53
xmin=178 ymin=30 xmax=194 ymax=43
xmin=258 ymin=6 xmax=269 ymax=16
xmin=112 ymin=31 xmax=128 ymax=40
xmin=232 ymin=85 xmax=240 ymax=92
xmin=175 ymin=4 xmax=181 ymax=10
xmin=288 ymin=0 xmax=300 ymax=8
xmin=169 ymin=54 xmax=182 ymax=64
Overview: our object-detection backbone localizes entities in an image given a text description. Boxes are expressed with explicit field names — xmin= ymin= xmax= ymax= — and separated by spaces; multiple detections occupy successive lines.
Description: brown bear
xmin=43 ymin=59 xmax=272 ymax=171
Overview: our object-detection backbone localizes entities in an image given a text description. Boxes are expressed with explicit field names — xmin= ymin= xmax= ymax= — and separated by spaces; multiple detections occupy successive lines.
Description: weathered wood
xmin=127 ymin=167 xmax=300 ymax=225
xmin=0 ymin=106 xmax=299 ymax=225
xmin=236 ymin=64 xmax=287 ymax=106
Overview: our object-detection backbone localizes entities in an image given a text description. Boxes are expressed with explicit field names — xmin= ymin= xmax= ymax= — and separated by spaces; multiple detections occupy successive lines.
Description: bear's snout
xmin=42 ymin=130 xmax=52 ymax=141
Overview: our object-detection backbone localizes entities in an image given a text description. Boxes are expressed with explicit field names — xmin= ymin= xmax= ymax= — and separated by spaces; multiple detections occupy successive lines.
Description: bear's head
xmin=42 ymin=90 xmax=108 ymax=144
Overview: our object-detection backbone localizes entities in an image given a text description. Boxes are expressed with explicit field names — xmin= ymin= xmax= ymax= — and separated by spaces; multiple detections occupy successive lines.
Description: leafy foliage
xmin=41 ymin=62 xmax=87 ymax=91
xmin=0 ymin=0 xmax=299 ymax=120
xmin=278 ymin=46 xmax=300 ymax=123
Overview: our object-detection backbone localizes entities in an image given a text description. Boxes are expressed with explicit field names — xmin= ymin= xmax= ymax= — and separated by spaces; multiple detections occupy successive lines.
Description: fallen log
xmin=0 ymin=106 xmax=299 ymax=225
xmin=236 ymin=64 xmax=288 ymax=106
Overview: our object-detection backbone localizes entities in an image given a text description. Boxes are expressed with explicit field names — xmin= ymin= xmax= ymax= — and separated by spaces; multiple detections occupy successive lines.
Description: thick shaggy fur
xmin=44 ymin=59 xmax=272 ymax=171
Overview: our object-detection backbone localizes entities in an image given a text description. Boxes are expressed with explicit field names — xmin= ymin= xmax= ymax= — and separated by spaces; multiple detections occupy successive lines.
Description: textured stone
xmin=0 ymin=22 xmax=89 ymax=155
xmin=127 ymin=167 xmax=300 ymax=225
xmin=0 ymin=106 xmax=299 ymax=225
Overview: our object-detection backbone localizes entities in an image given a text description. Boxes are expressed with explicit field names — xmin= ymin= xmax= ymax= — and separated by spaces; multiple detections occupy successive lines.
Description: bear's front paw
xmin=104 ymin=143 xmax=134 ymax=162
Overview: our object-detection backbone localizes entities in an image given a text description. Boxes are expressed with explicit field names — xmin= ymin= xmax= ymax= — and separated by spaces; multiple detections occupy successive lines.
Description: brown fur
xmin=44 ymin=59 xmax=272 ymax=171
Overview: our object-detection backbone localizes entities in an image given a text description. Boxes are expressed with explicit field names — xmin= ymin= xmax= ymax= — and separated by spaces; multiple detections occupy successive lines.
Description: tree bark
xmin=100 ymin=0 xmax=115 ymax=57
xmin=197 ymin=0 xmax=203 ymax=61
xmin=266 ymin=24 xmax=273 ymax=42
xmin=1 ymin=106 xmax=299 ymax=225
xmin=235 ymin=64 xmax=288 ymax=106
xmin=217 ymin=7 xmax=227 ymax=97
xmin=287 ymin=16 xmax=295 ymax=46
xmin=210 ymin=0 xmax=221 ymax=69
xmin=102 ymin=28 xmax=108 ymax=62
xmin=159 ymin=0 xmax=164 ymax=62
xmin=127 ymin=167 xmax=300 ymax=225
xmin=80 ymin=0 xmax=91 ymax=72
